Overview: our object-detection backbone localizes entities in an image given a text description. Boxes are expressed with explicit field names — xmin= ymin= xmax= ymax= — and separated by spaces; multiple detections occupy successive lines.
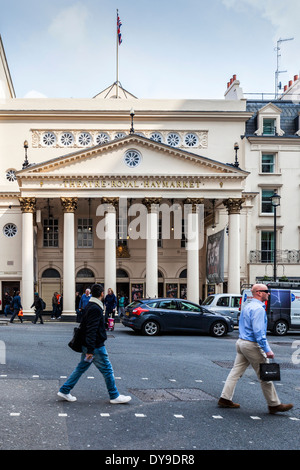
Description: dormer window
xmin=255 ymin=103 xmax=284 ymax=136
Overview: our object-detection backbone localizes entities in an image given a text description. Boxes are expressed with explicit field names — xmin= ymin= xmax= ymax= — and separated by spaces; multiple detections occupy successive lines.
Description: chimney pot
xmin=233 ymin=74 xmax=237 ymax=81
xmin=284 ymin=85 xmax=288 ymax=92
xmin=230 ymin=78 xmax=233 ymax=85
xmin=294 ymin=75 xmax=299 ymax=81
xmin=289 ymin=80 xmax=293 ymax=87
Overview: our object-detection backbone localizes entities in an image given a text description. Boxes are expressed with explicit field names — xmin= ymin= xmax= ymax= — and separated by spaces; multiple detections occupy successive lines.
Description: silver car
xmin=202 ymin=293 xmax=242 ymax=325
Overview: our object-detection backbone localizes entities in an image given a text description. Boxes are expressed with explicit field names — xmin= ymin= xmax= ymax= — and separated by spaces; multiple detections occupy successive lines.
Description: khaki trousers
xmin=221 ymin=338 xmax=281 ymax=407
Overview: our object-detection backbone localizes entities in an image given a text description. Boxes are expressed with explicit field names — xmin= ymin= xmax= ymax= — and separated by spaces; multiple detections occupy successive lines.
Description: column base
xmin=62 ymin=311 xmax=77 ymax=322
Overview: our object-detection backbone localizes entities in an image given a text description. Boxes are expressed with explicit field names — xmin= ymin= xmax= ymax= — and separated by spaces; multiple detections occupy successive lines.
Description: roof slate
xmin=246 ymin=100 xmax=300 ymax=136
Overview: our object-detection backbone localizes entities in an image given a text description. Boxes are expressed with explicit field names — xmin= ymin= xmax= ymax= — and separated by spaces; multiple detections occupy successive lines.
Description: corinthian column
xmin=223 ymin=198 xmax=244 ymax=293
xmin=143 ymin=198 xmax=161 ymax=298
xmin=184 ymin=198 xmax=203 ymax=304
xmin=19 ymin=197 xmax=36 ymax=315
xmin=61 ymin=197 xmax=78 ymax=316
xmin=101 ymin=197 xmax=119 ymax=295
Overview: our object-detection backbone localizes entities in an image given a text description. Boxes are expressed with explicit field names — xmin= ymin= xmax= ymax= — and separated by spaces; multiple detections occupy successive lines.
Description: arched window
xmin=179 ymin=269 xmax=187 ymax=278
xmin=42 ymin=268 xmax=60 ymax=278
xmin=77 ymin=268 xmax=95 ymax=278
xmin=116 ymin=268 xmax=129 ymax=278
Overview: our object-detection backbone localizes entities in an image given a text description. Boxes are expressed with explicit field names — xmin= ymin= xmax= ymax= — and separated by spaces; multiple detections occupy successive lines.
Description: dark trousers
xmin=10 ymin=309 xmax=23 ymax=323
xmin=33 ymin=308 xmax=44 ymax=324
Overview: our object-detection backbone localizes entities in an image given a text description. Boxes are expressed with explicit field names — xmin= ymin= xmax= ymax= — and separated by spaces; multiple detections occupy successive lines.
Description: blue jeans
xmin=59 ymin=346 xmax=119 ymax=399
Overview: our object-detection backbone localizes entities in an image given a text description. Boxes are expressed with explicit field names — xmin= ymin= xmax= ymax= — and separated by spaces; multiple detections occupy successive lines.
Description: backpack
xmin=41 ymin=299 xmax=46 ymax=310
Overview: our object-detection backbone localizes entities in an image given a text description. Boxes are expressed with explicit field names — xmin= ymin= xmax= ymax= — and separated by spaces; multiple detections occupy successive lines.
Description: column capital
xmin=61 ymin=197 xmax=78 ymax=213
xmin=184 ymin=198 xmax=204 ymax=213
xmin=101 ymin=197 xmax=119 ymax=210
xmin=19 ymin=197 xmax=36 ymax=213
xmin=142 ymin=197 xmax=162 ymax=212
xmin=223 ymin=198 xmax=245 ymax=215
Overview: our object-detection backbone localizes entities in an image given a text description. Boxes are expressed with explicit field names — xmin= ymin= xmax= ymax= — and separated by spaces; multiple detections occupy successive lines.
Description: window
xmin=77 ymin=218 xmax=93 ymax=248
xmin=184 ymin=133 xmax=198 ymax=147
xmin=123 ymin=149 xmax=141 ymax=168
xmin=96 ymin=132 xmax=110 ymax=145
xmin=180 ymin=301 xmax=201 ymax=312
xmin=6 ymin=169 xmax=16 ymax=182
xmin=150 ymin=132 xmax=163 ymax=143
xmin=60 ymin=132 xmax=74 ymax=146
xmin=78 ymin=132 xmax=92 ymax=146
xmin=261 ymin=190 xmax=274 ymax=213
xmin=216 ymin=297 xmax=229 ymax=307
xmin=262 ymin=154 xmax=275 ymax=173
xmin=3 ymin=223 xmax=17 ymax=238
xmin=158 ymin=300 xmax=178 ymax=310
xmin=231 ymin=297 xmax=241 ymax=308
xmin=43 ymin=219 xmax=59 ymax=247
xmin=158 ymin=218 xmax=162 ymax=248
xmin=167 ymin=133 xmax=180 ymax=147
xmin=261 ymin=231 xmax=274 ymax=263
xmin=42 ymin=132 xmax=56 ymax=146
xmin=263 ymin=118 xmax=276 ymax=135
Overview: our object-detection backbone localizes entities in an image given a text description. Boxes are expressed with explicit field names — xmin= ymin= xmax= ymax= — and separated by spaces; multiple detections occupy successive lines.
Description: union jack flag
xmin=117 ymin=14 xmax=122 ymax=45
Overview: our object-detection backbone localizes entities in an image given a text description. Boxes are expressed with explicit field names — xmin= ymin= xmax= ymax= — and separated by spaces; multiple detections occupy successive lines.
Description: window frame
xmin=77 ymin=218 xmax=93 ymax=248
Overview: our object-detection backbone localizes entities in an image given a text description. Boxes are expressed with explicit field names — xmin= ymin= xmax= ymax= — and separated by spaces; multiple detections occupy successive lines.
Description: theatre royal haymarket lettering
xmin=58 ymin=178 xmax=203 ymax=189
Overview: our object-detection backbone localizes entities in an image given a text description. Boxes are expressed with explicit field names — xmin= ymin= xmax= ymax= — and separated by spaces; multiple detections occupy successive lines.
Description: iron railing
xmin=249 ymin=250 xmax=300 ymax=264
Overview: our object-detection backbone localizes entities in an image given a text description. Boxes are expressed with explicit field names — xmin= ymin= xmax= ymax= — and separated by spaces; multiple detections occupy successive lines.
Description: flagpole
xmin=116 ymin=9 xmax=119 ymax=99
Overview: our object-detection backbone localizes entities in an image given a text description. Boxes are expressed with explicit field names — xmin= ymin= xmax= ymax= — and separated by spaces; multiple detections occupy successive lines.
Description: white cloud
xmin=222 ymin=0 xmax=300 ymax=39
xmin=23 ymin=90 xmax=48 ymax=98
xmin=48 ymin=2 xmax=91 ymax=48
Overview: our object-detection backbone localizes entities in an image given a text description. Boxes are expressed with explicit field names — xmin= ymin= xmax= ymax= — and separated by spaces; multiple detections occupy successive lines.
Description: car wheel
xmin=273 ymin=320 xmax=288 ymax=336
xmin=142 ymin=320 xmax=160 ymax=336
xmin=210 ymin=321 xmax=227 ymax=337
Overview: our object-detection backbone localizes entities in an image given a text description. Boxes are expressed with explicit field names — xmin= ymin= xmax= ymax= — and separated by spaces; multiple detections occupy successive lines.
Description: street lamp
xmin=130 ymin=108 xmax=135 ymax=134
xmin=271 ymin=189 xmax=281 ymax=281
xmin=23 ymin=140 xmax=29 ymax=169
xmin=233 ymin=142 xmax=240 ymax=168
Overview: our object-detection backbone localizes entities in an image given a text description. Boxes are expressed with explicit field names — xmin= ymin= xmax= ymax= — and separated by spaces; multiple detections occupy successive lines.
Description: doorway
xmin=1 ymin=281 xmax=20 ymax=313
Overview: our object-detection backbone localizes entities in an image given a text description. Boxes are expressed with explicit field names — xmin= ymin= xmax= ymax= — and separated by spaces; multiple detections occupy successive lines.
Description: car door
xmin=156 ymin=299 xmax=182 ymax=330
xmin=178 ymin=300 xmax=205 ymax=331
xmin=230 ymin=296 xmax=241 ymax=324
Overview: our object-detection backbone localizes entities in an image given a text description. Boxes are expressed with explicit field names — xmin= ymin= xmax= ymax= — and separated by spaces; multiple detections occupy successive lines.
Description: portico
xmin=16 ymin=134 xmax=247 ymax=318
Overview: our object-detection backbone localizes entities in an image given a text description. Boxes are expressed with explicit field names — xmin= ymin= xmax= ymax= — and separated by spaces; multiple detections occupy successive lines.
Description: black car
xmin=121 ymin=298 xmax=234 ymax=337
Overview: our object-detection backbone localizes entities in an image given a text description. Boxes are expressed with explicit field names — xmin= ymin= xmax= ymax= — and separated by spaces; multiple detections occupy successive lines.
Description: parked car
xmin=201 ymin=293 xmax=242 ymax=325
xmin=121 ymin=298 xmax=234 ymax=337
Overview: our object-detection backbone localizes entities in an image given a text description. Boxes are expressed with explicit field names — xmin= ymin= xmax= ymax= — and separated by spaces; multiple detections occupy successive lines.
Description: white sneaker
xmin=57 ymin=391 xmax=77 ymax=402
xmin=110 ymin=394 xmax=132 ymax=404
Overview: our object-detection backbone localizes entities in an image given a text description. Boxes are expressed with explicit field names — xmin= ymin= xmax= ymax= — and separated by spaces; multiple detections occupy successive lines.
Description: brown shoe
xmin=218 ymin=397 xmax=240 ymax=408
xmin=268 ymin=403 xmax=293 ymax=414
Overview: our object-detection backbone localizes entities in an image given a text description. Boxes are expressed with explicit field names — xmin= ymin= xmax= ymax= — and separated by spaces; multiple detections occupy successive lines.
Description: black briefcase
xmin=260 ymin=361 xmax=281 ymax=381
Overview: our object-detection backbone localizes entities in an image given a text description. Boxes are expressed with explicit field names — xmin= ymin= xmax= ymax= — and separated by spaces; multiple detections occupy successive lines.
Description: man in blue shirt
xmin=218 ymin=284 xmax=293 ymax=414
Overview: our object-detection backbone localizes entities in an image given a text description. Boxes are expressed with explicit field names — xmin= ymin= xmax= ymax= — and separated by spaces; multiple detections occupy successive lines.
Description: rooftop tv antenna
xmin=275 ymin=37 xmax=294 ymax=99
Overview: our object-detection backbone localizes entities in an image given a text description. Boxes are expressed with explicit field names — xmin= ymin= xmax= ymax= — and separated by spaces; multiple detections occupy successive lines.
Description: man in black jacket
xmin=58 ymin=283 xmax=131 ymax=404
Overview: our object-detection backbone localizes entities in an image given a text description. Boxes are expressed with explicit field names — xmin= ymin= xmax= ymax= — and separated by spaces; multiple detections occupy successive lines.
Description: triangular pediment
xmin=17 ymin=135 xmax=248 ymax=179
xmin=258 ymin=102 xmax=282 ymax=114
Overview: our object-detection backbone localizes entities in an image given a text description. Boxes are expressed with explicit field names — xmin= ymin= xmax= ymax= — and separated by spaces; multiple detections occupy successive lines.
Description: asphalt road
xmin=0 ymin=319 xmax=300 ymax=453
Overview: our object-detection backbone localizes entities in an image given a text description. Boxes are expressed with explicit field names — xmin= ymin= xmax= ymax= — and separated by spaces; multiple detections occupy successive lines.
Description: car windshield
xmin=202 ymin=296 xmax=214 ymax=306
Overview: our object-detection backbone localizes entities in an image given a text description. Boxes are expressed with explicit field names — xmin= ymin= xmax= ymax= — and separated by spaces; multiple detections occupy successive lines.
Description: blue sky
xmin=0 ymin=0 xmax=299 ymax=99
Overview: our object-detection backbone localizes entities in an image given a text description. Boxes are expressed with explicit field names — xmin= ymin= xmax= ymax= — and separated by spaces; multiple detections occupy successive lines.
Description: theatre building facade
xmin=2 ymin=36 xmax=281 ymax=318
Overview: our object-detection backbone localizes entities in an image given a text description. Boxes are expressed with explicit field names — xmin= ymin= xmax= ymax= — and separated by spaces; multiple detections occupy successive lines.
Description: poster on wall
xmin=131 ymin=284 xmax=144 ymax=302
xmin=206 ymin=229 xmax=224 ymax=284
xmin=166 ymin=283 xmax=178 ymax=298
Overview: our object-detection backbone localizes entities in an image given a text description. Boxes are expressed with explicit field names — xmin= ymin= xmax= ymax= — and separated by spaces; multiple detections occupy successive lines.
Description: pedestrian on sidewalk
xmin=57 ymin=283 xmax=131 ymax=405
xmin=218 ymin=283 xmax=293 ymax=415
xmin=77 ymin=288 xmax=91 ymax=323
xmin=31 ymin=292 xmax=44 ymax=324
xmin=9 ymin=290 xmax=23 ymax=323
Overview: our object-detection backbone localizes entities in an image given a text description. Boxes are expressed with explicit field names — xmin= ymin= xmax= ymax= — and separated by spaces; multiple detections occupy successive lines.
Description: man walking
xmin=57 ymin=283 xmax=131 ymax=404
xmin=218 ymin=283 xmax=293 ymax=414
